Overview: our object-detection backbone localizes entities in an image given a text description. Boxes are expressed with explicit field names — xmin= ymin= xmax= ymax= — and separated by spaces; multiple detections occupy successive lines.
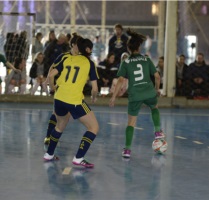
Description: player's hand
xmin=156 ymin=89 xmax=161 ymax=97
xmin=91 ymin=96 xmax=97 ymax=104
xmin=109 ymin=96 xmax=116 ymax=107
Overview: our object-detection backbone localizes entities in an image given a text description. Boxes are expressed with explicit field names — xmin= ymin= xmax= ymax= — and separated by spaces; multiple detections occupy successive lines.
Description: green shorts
xmin=0 ymin=77 xmax=2 ymax=84
xmin=128 ymin=96 xmax=158 ymax=116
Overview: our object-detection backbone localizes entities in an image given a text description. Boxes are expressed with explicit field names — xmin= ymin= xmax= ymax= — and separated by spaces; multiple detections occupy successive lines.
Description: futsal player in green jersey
xmin=43 ymin=33 xmax=82 ymax=145
xmin=109 ymin=29 xmax=165 ymax=158
xmin=43 ymin=38 xmax=99 ymax=168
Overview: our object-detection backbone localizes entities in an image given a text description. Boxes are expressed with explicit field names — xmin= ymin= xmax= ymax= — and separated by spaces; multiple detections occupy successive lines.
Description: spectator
xmin=5 ymin=57 xmax=27 ymax=94
xmin=0 ymin=53 xmax=21 ymax=94
xmin=44 ymin=30 xmax=56 ymax=50
xmin=44 ymin=33 xmax=70 ymax=69
xmin=4 ymin=32 xmax=18 ymax=64
xmin=97 ymin=52 xmax=118 ymax=93
xmin=175 ymin=54 xmax=188 ymax=96
xmin=108 ymin=23 xmax=128 ymax=67
xmin=16 ymin=30 xmax=29 ymax=60
xmin=184 ymin=53 xmax=209 ymax=98
xmin=92 ymin=35 xmax=105 ymax=64
xmin=110 ymin=52 xmax=129 ymax=96
xmin=156 ymin=56 xmax=164 ymax=89
xmin=29 ymin=52 xmax=49 ymax=95
xmin=32 ymin=32 xmax=44 ymax=59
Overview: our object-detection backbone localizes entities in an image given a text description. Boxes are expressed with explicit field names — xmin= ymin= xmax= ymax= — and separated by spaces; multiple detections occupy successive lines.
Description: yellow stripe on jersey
xmin=82 ymin=137 xmax=92 ymax=144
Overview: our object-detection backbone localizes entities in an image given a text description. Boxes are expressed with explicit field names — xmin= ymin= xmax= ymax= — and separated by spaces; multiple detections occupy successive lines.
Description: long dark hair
xmin=77 ymin=38 xmax=93 ymax=57
xmin=126 ymin=28 xmax=146 ymax=53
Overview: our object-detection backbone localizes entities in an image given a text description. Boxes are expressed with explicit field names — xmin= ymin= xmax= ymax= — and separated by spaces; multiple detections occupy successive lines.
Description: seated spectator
xmin=5 ymin=57 xmax=27 ymax=94
xmin=29 ymin=52 xmax=49 ymax=95
xmin=184 ymin=53 xmax=209 ymax=98
xmin=175 ymin=54 xmax=188 ymax=96
xmin=97 ymin=52 xmax=118 ymax=93
xmin=110 ymin=52 xmax=129 ymax=96
xmin=0 ymin=53 xmax=21 ymax=94
xmin=156 ymin=56 xmax=164 ymax=89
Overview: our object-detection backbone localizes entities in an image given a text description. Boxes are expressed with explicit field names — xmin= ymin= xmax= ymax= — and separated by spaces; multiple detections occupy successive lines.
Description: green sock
xmin=151 ymin=108 xmax=161 ymax=132
xmin=125 ymin=126 xmax=134 ymax=149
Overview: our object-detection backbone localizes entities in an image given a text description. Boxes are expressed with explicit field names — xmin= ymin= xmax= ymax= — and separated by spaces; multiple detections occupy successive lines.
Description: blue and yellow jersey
xmin=53 ymin=53 xmax=99 ymax=104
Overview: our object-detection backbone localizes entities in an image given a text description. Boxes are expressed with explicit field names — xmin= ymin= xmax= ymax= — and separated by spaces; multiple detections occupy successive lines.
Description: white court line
xmin=175 ymin=136 xmax=187 ymax=139
xmin=134 ymin=127 xmax=144 ymax=130
xmin=108 ymin=122 xmax=119 ymax=125
xmin=193 ymin=141 xmax=204 ymax=145
xmin=62 ymin=167 xmax=72 ymax=175
xmin=2 ymin=107 xmax=209 ymax=117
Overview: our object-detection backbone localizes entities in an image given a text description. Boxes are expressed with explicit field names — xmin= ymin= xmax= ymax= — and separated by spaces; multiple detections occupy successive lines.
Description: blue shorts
xmin=54 ymin=99 xmax=91 ymax=119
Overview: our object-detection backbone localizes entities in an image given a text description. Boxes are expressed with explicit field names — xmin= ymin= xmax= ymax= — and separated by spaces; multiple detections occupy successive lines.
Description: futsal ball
xmin=152 ymin=139 xmax=168 ymax=154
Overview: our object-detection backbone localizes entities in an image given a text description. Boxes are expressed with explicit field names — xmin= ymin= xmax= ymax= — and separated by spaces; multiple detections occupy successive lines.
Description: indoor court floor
xmin=0 ymin=102 xmax=209 ymax=200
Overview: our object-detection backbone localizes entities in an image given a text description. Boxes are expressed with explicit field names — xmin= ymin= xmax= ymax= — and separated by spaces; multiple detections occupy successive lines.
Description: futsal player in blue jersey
xmin=43 ymin=38 xmax=99 ymax=168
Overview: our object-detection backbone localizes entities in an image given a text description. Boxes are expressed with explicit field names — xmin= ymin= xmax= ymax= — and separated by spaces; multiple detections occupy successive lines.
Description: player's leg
xmin=122 ymin=101 xmax=141 ymax=158
xmin=144 ymin=97 xmax=165 ymax=139
xmin=72 ymin=102 xmax=99 ymax=168
xmin=44 ymin=100 xmax=71 ymax=161
xmin=44 ymin=112 xmax=70 ymax=161
xmin=44 ymin=111 xmax=57 ymax=145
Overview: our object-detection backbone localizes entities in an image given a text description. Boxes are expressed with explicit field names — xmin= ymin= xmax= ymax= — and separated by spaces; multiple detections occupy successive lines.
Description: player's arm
xmin=154 ymin=71 xmax=161 ymax=96
xmin=109 ymin=76 xmax=124 ymax=107
xmin=91 ymin=80 xmax=98 ymax=103
xmin=48 ymin=68 xmax=59 ymax=92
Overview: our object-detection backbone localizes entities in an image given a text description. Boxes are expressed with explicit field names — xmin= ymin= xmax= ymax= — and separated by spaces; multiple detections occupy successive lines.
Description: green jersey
xmin=0 ymin=54 xmax=7 ymax=66
xmin=117 ymin=54 xmax=157 ymax=102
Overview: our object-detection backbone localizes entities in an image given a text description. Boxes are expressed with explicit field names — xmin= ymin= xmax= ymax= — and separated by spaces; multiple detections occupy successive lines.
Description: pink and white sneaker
xmin=154 ymin=130 xmax=166 ymax=139
xmin=72 ymin=157 xmax=94 ymax=168
xmin=43 ymin=153 xmax=59 ymax=161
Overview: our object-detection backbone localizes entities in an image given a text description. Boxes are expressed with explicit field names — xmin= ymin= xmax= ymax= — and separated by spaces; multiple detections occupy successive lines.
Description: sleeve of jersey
xmin=117 ymin=62 xmax=126 ymax=78
xmin=89 ymin=60 xmax=99 ymax=81
xmin=149 ymin=58 xmax=157 ymax=75
xmin=53 ymin=54 xmax=64 ymax=73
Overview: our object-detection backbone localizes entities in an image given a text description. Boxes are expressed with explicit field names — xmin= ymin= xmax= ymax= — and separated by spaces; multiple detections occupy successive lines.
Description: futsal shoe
xmin=72 ymin=157 xmax=94 ymax=168
xmin=44 ymin=137 xmax=50 ymax=145
xmin=43 ymin=153 xmax=59 ymax=161
xmin=122 ymin=148 xmax=131 ymax=158
xmin=154 ymin=130 xmax=166 ymax=139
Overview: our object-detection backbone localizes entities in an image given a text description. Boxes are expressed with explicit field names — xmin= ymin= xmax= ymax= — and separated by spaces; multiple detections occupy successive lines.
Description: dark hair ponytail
xmin=126 ymin=28 xmax=146 ymax=53
xmin=77 ymin=38 xmax=93 ymax=57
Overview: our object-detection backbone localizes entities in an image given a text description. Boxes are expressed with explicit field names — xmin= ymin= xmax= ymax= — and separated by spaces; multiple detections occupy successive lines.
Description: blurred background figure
xmin=175 ymin=54 xmax=188 ymax=96
xmin=108 ymin=23 xmax=128 ymax=67
xmin=29 ymin=52 xmax=49 ymax=95
xmin=110 ymin=52 xmax=129 ymax=96
xmin=144 ymin=35 xmax=152 ymax=58
xmin=92 ymin=35 xmax=105 ymax=65
xmin=5 ymin=57 xmax=27 ymax=94
xmin=32 ymin=32 xmax=44 ymax=60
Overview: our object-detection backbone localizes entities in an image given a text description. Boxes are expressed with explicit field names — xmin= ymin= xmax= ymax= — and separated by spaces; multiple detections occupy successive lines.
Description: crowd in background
xmin=0 ymin=23 xmax=209 ymax=99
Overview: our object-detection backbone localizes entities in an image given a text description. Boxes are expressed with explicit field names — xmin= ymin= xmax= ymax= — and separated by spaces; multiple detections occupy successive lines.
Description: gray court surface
xmin=0 ymin=102 xmax=209 ymax=200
